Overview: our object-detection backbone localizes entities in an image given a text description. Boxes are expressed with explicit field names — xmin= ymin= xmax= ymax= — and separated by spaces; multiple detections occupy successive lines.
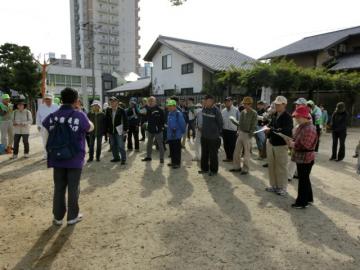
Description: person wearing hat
xmin=87 ymin=100 xmax=106 ymax=162
xmin=105 ymin=96 xmax=129 ymax=164
xmin=221 ymin=96 xmax=240 ymax=162
xmin=294 ymin=98 xmax=307 ymax=106
xmin=230 ymin=96 xmax=257 ymax=175
xmin=141 ymin=96 xmax=165 ymax=164
xmin=11 ymin=98 xmax=33 ymax=159
xmin=198 ymin=94 xmax=223 ymax=176
xmin=288 ymin=105 xmax=318 ymax=209
xmin=265 ymin=96 xmax=293 ymax=196
xmin=166 ymin=99 xmax=186 ymax=169
xmin=126 ymin=97 xmax=141 ymax=151
xmin=288 ymin=98 xmax=307 ymax=181
xmin=307 ymin=100 xmax=322 ymax=152
xmin=36 ymin=93 xmax=59 ymax=159
xmin=0 ymin=93 xmax=14 ymax=154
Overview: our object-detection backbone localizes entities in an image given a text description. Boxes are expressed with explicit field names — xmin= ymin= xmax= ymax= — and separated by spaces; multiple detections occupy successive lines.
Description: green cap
xmin=1 ymin=94 xmax=10 ymax=100
xmin=54 ymin=97 xmax=60 ymax=105
xmin=307 ymin=100 xmax=315 ymax=106
xmin=166 ymin=99 xmax=177 ymax=107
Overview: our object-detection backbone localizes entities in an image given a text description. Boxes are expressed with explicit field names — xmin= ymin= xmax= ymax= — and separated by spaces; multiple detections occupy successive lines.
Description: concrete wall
xmin=151 ymin=45 xmax=204 ymax=95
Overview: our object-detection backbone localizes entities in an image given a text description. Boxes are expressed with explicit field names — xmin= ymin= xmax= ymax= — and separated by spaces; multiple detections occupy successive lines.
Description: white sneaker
xmin=24 ymin=153 xmax=30 ymax=158
xmin=53 ymin=218 xmax=63 ymax=226
xmin=11 ymin=155 xmax=18 ymax=160
xmin=67 ymin=213 xmax=83 ymax=226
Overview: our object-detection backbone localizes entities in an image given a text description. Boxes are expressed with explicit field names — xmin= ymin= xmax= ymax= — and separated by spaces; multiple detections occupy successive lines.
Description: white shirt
xmin=36 ymin=103 xmax=59 ymax=127
xmin=222 ymin=105 xmax=240 ymax=131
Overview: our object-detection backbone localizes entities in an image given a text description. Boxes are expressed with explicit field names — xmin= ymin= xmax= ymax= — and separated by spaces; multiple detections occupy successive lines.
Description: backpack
xmin=46 ymin=111 xmax=79 ymax=161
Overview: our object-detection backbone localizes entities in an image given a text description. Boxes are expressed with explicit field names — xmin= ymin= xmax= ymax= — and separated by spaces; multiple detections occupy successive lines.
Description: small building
xmin=46 ymin=59 xmax=102 ymax=109
xmin=106 ymin=77 xmax=151 ymax=100
xmin=143 ymin=36 xmax=255 ymax=96
xmin=260 ymin=25 xmax=360 ymax=71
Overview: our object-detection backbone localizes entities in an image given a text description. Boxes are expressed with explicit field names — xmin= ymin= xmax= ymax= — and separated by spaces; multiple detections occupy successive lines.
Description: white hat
xmin=44 ymin=93 xmax=53 ymax=99
xmin=91 ymin=100 xmax=102 ymax=108
xmin=274 ymin=96 xmax=288 ymax=105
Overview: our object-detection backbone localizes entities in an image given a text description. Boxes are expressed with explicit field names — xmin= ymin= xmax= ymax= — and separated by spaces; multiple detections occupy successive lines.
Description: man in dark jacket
xmin=126 ymin=97 xmax=140 ymax=151
xmin=265 ymin=96 xmax=293 ymax=196
xmin=141 ymin=96 xmax=165 ymax=164
xmin=105 ymin=96 xmax=129 ymax=164
xmin=198 ymin=95 xmax=223 ymax=176
xmin=87 ymin=100 xmax=106 ymax=162
xmin=330 ymin=102 xmax=348 ymax=161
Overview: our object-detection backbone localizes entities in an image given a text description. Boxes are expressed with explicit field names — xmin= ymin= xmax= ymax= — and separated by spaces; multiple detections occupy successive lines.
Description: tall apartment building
xmin=70 ymin=0 xmax=141 ymax=75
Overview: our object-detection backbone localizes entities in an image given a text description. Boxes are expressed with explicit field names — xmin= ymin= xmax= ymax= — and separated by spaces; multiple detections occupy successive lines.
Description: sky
xmin=0 ymin=0 xmax=360 ymax=63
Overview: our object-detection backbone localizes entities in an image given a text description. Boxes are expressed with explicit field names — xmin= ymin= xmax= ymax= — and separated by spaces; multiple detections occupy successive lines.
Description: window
xmin=47 ymin=74 xmax=55 ymax=85
xmin=181 ymin=63 xmax=194 ymax=74
xmin=104 ymin=81 xmax=112 ymax=90
xmin=162 ymin=54 xmax=172 ymax=69
xmin=55 ymin=74 xmax=65 ymax=85
xmin=65 ymin=75 xmax=72 ymax=86
xmin=87 ymin=77 xmax=94 ymax=87
xmin=164 ymin=89 xmax=175 ymax=96
xmin=72 ymin=76 xmax=81 ymax=86
xmin=181 ymin=88 xmax=194 ymax=95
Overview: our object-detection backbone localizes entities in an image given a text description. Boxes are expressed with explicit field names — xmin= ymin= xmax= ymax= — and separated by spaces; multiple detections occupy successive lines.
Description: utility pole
xmin=83 ymin=22 xmax=96 ymax=102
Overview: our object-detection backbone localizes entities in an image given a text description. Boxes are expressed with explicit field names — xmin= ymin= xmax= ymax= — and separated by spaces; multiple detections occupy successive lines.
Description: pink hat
xmin=292 ymin=105 xmax=311 ymax=119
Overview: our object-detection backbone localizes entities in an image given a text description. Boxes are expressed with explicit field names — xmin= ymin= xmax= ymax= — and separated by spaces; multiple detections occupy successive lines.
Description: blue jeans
xmin=110 ymin=134 xmax=126 ymax=161
xmin=255 ymin=125 xmax=266 ymax=151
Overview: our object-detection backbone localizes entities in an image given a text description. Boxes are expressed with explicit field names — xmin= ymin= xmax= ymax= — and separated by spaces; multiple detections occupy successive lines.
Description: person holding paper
xmin=105 ymin=96 xmax=129 ymax=164
xmin=265 ymin=96 xmax=293 ymax=196
xmin=288 ymin=105 xmax=317 ymax=209
xmin=230 ymin=96 xmax=257 ymax=175
xmin=221 ymin=97 xmax=240 ymax=162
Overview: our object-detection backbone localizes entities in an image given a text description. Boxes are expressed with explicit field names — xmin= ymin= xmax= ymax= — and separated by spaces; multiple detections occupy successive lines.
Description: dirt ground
xmin=0 ymin=126 xmax=359 ymax=270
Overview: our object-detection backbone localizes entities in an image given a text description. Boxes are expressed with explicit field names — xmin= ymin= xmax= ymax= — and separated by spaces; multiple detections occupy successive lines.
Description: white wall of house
xmin=151 ymin=45 xmax=204 ymax=95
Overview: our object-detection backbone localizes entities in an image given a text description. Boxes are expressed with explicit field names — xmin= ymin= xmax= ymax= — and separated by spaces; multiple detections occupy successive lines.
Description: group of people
xmin=0 ymin=86 xmax=358 ymax=225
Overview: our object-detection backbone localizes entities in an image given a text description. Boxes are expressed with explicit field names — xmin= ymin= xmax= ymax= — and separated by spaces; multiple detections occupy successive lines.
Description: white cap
xmin=91 ymin=100 xmax=102 ymax=108
xmin=274 ymin=96 xmax=288 ymax=105
xmin=44 ymin=93 xmax=53 ymax=99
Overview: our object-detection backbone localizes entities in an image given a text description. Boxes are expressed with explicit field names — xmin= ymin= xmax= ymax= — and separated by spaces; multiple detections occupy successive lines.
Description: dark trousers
xmin=128 ymin=125 xmax=139 ymax=150
xmin=140 ymin=122 xmax=146 ymax=140
xmin=331 ymin=130 xmax=347 ymax=160
xmin=89 ymin=134 xmax=102 ymax=159
xmin=169 ymin=139 xmax=181 ymax=165
xmin=222 ymin=129 xmax=237 ymax=160
xmin=13 ymin=134 xmax=29 ymax=155
xmin=187 ymin=120 xmax=196 ymax=139
xmin=53 ymin=168 xmax=82 ymax=221
xmin=201 ymin=137 xmax=221 ymax=173
xmin=296 ymin=161 xmax=314 ymax=206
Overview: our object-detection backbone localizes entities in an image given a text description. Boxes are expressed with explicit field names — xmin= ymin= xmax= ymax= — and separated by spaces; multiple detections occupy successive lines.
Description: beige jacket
xmin=13 ymin=109 xmax=33 ymax=134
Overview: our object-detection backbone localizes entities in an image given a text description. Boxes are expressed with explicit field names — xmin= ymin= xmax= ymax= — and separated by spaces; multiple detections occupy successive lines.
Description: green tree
xmin=0 ymin=43 xmax=41 ymax=112
xmin=169 ymin=0 xmax=186 ymax=5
